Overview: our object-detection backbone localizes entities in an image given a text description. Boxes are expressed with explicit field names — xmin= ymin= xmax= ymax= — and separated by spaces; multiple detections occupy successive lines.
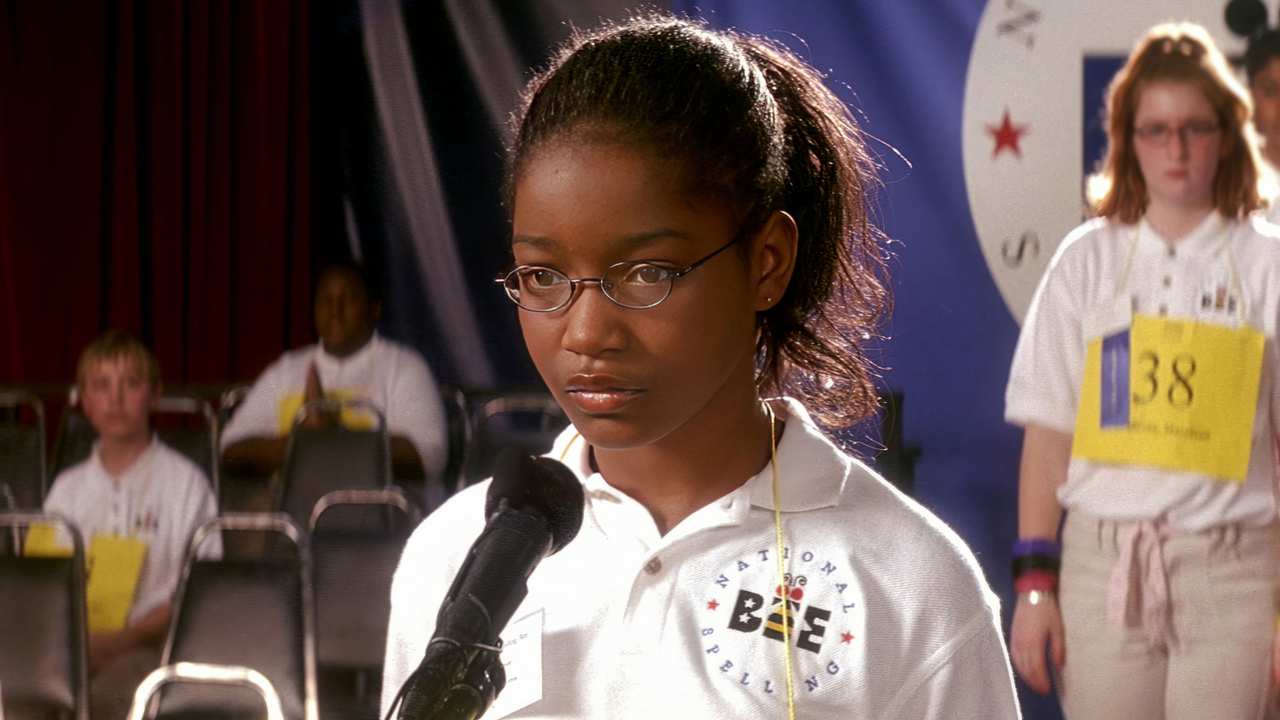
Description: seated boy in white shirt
xmin=220 ymin=261 xmax=448 ymax=483
xmin=42 ymin=330 xmax=220 ymax=718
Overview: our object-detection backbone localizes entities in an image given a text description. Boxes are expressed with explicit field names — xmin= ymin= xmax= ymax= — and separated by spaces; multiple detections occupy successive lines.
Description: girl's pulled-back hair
xmin=507 ymin=15 xmax=889 ymax=427
xmin=1088 ymin=22 xmax=1265 ymax=222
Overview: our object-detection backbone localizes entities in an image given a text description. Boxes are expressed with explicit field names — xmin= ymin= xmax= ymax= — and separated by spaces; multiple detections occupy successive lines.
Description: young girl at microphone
xmin=383 ymin=15 xmax=1018 ymax=719
xmin=1006 ymin=22 xmax=1280 ymax=718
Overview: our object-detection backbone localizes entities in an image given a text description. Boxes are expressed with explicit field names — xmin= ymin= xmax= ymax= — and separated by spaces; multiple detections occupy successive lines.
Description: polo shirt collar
xmin=315 ymin=331 xmax=380 ymax=370
xmin=746 ymin=398 xmax=848 ymax=512
xmin=90 ymin=434 xmax=159 ymax=484
xmin=1137 ymin=211 xmax=1228 ymax=259
xmin=547 ymin=397 xmax=848 ymax=517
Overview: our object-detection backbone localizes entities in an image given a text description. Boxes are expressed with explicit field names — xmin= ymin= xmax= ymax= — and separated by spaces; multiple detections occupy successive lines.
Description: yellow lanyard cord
xmin=569 ymin=408 xmax=797 ymax=718
xmin=766 ymin=402 xmax=797 ymax=720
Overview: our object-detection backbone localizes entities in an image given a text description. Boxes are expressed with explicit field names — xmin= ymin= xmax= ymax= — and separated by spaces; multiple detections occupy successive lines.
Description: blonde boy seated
xmin=42 ymin=330 xmax=220 ymax=718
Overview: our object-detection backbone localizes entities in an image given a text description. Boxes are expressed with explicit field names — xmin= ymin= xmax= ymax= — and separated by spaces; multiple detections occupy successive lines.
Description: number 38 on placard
xmin=1132 ymin=350 xmax=1196 ymax=408
xmin=1074 ymin=313 xmax=1263 ymax=482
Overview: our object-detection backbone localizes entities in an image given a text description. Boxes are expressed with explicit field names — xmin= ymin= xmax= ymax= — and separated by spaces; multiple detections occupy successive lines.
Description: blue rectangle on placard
xmin=1099 ymin=330 xmax=1129 ymax=428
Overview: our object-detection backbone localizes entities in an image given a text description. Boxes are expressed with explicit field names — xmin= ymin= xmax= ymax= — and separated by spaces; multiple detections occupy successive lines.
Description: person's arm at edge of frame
xmin=1009 ymin=423 xmax=1070 ymax=694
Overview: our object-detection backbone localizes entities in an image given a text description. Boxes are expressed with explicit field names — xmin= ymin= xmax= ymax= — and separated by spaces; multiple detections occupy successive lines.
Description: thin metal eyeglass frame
xmin=496 ymin=232 xmax=743 ymax=312
xmin=1131 ymin=120 xmax=1220 ymax=146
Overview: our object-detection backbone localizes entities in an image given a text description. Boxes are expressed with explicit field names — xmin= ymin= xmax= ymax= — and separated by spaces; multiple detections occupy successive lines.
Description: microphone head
xmin=487 ymin=448 xmax=585 ymax=554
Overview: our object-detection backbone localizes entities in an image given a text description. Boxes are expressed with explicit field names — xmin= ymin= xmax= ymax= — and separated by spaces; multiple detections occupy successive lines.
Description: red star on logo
xmin=987 ymin=109 xmax=1029 ymax=159
xmin=706 ymin=599 xmax=719 ymax=611
xmin=840 ymin=631 xmax=855 ymax=644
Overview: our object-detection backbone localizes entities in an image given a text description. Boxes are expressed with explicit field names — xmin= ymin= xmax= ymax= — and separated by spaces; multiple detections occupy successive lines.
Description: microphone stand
xmin=396 ymin=590 xmax=509 ymax=720
xmin=395 ymin=642 xmax=505 ymax=720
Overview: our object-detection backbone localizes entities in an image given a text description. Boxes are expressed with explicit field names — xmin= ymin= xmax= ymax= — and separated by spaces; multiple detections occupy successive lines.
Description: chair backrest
xmin=439 ymin=385 xmax=471 ymax=495
xmin=310 ymin=490 xmax=420 ymax=671
xmin=0 ymin=392 xmax=46 ymax=511
xmin=280 ymin=401 xmax=389 ymax=532
xmin=871 ymin=391 xmax=920 ymax=497
xmin=48 ymin=389 xmax=94 ymax=483
xmin=0 ymin=513 xmax=88 ymax=720
xmin=49 ymin=392 xmax=219 ymax=496
xmin=461 ymin=390 xmax=568 ymax=487
xmin=152 ymin=397 xmax=221 ymax=499
xmin=217 ymin=384 xmax=252 ymax=432
xmin=159 ymin=514 xmax=317 ymax=720
xmin=131 ymin=662 xmax=286 ymax=720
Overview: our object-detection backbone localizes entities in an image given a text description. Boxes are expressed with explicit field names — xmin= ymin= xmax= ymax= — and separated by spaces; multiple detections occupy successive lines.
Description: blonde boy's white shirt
xmin=43 ymin=437 xmax=221 ymax=626
xmin=219 ymin=333 xmax=448 ymax=478
xmin=382 ymin=399 xmax=1018 ymax=720
xmin=1005 ymin=213 xmax=1280 ymax=531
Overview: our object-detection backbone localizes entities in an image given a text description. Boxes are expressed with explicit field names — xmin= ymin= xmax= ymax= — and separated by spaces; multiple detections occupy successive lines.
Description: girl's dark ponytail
xmin=740 ymin=38 xmax=889 ymax=427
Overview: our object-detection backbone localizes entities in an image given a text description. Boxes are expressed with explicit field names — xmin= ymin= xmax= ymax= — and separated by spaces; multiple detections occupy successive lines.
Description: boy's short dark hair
xmin=315 ymin=259 xmax=383 ymax=305
xmin=76 ymin=330 xmax=161 ymax=391
xmin=1246 ymin=29 xmax=1280 ymax=83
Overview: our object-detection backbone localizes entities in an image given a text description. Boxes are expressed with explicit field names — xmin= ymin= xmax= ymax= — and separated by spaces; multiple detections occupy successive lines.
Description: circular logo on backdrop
xmin=961 ymin=1 xmax=1258 ymax=324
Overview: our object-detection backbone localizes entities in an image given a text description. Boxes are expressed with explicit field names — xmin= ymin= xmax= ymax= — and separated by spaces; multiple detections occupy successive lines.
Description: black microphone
xmin=395 ymin=449 xmax=584 ymax=720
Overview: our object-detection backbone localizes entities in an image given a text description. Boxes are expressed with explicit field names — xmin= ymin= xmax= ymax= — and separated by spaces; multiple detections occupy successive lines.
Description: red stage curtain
xmin=0 ymin=0 xmax=311 ymax=388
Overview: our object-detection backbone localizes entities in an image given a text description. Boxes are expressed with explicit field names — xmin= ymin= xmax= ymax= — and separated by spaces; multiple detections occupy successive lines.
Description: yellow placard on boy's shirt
xmin=85 ymin=534 xmax=147 ymax=634
xmin=23 ymin=523 xmax=72 ymax=558
xmin=1073 ymin=313 xmax=1264 ymax=481
xmin=276 ymin=389 xmax=377 ymax=434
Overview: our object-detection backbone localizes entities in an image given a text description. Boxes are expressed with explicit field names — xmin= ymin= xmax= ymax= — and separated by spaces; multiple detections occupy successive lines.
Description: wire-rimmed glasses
xmin=496 ymin=234 xmax=741 ymax=312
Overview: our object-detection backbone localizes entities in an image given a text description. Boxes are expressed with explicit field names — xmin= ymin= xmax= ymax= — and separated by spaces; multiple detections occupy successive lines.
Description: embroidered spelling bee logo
xmin=700 ymin=546 xmax=862 ymax=700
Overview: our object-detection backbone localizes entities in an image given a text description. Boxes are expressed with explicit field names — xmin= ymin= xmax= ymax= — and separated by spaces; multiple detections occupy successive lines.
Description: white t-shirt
xmin=220 ymin=333 xmax=447 ymax=479
xmin=1006 ymin=212 xmax=1280 ymax=531
xmin=43 ymin=437 xmax=221 ymax=627
xmin=382 ymin=400 xmax=1018 ymax=720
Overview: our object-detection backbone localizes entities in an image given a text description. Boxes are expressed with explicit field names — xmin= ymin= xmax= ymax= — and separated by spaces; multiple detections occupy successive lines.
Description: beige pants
xmin=1058 ymin=511 xmax=1279 ymax=719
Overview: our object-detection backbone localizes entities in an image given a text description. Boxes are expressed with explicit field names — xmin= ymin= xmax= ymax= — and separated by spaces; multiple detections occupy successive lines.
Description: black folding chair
xmin=310 ymin=489 xmax=420 ymax=718
xmin=0 ymin=512 xmax=89 ymax=720
xmin=217 ymin=384 xmax=252 ymax=433
xmin=438 ymin=385 xmax=472 ymax=497
xmin=129 ymin=662 xmax=287 ymax=720
xmin=153 ymin=397 xmax=221 ymax=499
xmin=460 ymin=389 xmax=568 ymax=488
xmin=0 ymin=391 xmax=46 ymax=511
xmin=157 ymin=514 xmax=317 ymax=720
xmin=278 ymin=400 xmax=390 ymax=532
xmin=872 ymin=391 xmax=920 ymax=497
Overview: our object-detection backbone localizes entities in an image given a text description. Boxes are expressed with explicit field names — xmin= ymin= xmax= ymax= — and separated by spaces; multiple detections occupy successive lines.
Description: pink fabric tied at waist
xmin=1106 ymin=519 xmax=1174 ymax=648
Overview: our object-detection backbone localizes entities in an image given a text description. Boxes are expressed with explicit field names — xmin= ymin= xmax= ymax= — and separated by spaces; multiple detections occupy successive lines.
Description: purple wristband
xmin=1013 ymin=538 xmax=1060 ymax=559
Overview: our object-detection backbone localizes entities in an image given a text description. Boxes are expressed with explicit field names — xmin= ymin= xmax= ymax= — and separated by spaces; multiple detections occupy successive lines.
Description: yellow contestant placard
xmin=24 ymin=525 xmax=148 ymax=633
xmin=85 ymin=534 xmax=147 ymax=634
xmin=1073 ymin=313 xmax=1264 ymax=482
xmin=23 ymin=523 xmax=71 ymax=558
xmin=276 ymin=390 xmax=377 ymax=434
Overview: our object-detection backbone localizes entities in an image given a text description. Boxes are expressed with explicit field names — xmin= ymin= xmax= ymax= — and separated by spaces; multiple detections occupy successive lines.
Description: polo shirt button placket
xmin=1159 ymin=248 xmax=1175 ymax=316
xmin=643 ymin=557 xmax=662 ymax=575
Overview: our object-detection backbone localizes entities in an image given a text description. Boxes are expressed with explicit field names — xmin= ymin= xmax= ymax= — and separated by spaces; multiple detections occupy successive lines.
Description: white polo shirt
xmin=43 ymin=437 xmax=221 ymax=627
xmin=1006 ymin=212 xmax=1280 ymax=531
xmin=220 ymin=333 xmax=448 ymax=479
xmin=382 ymin=400 xmax=1018 ymax=720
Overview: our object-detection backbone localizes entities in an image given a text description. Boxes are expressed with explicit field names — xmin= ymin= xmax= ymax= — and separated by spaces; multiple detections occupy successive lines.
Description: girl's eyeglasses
xmin=496 ymin=233 xmax=742 ymax=312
